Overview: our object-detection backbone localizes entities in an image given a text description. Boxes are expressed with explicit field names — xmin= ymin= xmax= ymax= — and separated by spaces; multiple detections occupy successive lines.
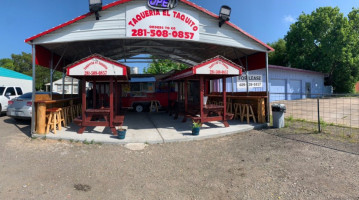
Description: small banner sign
xmin=237 ymin=75 xmax=263 ymax=88
xmin=126 ymin=6 xmax=199 ymax=41
xmin=67 ymin=57 xmax=126 ymax=76
xmin=195 ymin=59 xmax=241 ymax=75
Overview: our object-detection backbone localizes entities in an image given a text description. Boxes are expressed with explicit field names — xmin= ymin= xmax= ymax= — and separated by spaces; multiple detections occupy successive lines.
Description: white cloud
xmin=284 ymin=15 xmax=296 ymax=23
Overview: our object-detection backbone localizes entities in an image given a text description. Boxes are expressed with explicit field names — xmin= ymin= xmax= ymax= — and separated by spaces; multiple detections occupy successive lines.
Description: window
xmin=130 ymin=83 xmax=141 ymax=92
xmin=73 ymin=86 xmax=78 ymax=94
xmin=5 ymin=87 xmax=16 ymax=96
xmin=15 ymin=87 xmax=23 ymax=95
xmin=57 ymin=85 xmax=62 ymax=93
xmin=64 ymin=85 xmax=69 ymax=94
xmin=0 ymin=87 xmax=4 ymax=96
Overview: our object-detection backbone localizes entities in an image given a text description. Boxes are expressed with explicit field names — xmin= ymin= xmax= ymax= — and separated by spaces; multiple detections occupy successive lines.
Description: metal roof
xmin=0 ymin=67 xmax=32 ymax=80
xmin=269 ymin=65 xmax=325 ymax=76
xmin=25 ymin=0 xmax=273 ymax=52
xmin=25 ymin=0 xmax=273 ymax=72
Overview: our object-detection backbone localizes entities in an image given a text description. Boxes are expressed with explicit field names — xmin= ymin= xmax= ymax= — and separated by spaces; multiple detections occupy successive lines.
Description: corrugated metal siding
xmin=212 ymin=67 xmax=326 ymax=101
xmin=33 ymin=0 xmax=267 ymax=52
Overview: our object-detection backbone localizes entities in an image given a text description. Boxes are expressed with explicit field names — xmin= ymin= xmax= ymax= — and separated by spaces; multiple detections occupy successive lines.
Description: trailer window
xmin=130 ymin=83 xmax=141 ymax=92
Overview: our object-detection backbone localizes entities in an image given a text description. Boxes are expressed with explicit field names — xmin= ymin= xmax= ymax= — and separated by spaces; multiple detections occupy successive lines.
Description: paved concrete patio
xmin=34 ymin=111 xmax=266 ymax=144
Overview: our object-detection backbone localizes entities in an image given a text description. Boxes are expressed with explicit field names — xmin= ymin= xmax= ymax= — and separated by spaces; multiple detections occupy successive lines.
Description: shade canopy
xmin=164 ymin=56 xmax=243 ymax=81
xmin=25 ymin=0 xmax=272 ymax=72
xmin=66 ymin=54 xmax=129 ymax=80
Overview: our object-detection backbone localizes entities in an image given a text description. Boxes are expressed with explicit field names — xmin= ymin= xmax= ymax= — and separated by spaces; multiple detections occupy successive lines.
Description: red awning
xmin=66 ymin=54 xmax=129 ymax=80
xmin=165 ymin=56 xmax=243 ymax=81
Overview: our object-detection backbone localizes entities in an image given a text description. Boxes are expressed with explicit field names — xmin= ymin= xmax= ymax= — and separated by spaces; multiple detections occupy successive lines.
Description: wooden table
xmin=207 ymin=94 xmax=267 ymax=123
xmin=75 ymin=108 xmax=124 ymax=135
xmin=35 ymin=98 xmax=79 ymax=134
xmin=182 ymin=104 xmax=233 ymax=127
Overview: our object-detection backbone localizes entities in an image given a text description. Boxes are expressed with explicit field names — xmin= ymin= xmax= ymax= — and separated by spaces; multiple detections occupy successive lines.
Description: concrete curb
xmin=33 ymin=123 xmax=268 ymax=145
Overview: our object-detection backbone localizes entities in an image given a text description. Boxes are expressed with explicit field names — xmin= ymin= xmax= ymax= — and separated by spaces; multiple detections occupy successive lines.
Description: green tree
xmin=285 ymin=7 xmax=359 ymax=93
xmin=268 ymin=39 xmax=289 ymax=66
xmin=0 ymin=52 xmax=62 ymax=90
xmin=0 ymin=58 xmax=15 ymax=70
xmin=143 ymin=56 xmax=189 ymax=74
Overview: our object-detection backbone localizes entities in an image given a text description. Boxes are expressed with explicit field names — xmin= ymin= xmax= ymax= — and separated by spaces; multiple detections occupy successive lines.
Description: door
xmin=288 ymin=80 xmax=302 ymax=100
xmin=305 ymin=82 xmax=311 ymax=98
xmin=270 ymin=79 xmax=286 ymax=102
xmin=3 ymin=87 xmax=17 ymax=110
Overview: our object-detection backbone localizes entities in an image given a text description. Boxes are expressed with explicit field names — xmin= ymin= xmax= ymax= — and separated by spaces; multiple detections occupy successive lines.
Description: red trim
xmin=66 ymin=55 xmax=128 ymax=76
xmin=25 ymin=0 xmax=133 ymax=43
xmin=180 ymin=0 xmax=273 ymax=51
xmin=25 ymin=0 xmax=273 ymax=52
xmin=193 ymin=57 xmax=243 ymax=74
xmin=166 ymin=56 xmax=243 ymax=81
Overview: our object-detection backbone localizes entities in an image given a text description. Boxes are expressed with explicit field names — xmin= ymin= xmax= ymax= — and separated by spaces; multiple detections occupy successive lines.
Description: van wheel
xmin=134 ymin=104 xmax=144 ymax=113
xmin=0 ymin=104 xmax=2 ymax=116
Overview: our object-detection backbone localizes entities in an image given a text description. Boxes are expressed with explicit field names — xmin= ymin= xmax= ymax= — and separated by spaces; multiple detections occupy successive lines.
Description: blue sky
xmin=1 ymin=0 xmax=358 ymax=69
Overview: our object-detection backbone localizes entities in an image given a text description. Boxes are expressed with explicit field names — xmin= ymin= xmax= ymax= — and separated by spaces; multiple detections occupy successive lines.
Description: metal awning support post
xmin=31 ymin=44 xmax=36 ymax=136
xmin=265 ymin=52 xmax=270 ymax=123
xmin=184 ymin=79 xmax=188 ymax=113
xmin=50 ymin=52 xmax=53 ymax=99
xmin=62 ymin=69 xmax=65 ymax=99
xmin=245 ymin=56 xmax=249 ymax=95
xmin=223 ymin=76 xmax=229 ymax=127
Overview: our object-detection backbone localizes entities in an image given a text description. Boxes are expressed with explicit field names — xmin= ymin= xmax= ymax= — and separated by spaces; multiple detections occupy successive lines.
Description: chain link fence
xmin=270 ymin=93 xmax=359 ymax=141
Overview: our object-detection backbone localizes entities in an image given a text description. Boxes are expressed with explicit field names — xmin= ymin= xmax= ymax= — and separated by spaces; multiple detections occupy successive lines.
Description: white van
xmin=0 ymin=86 xmax=23 ymax=115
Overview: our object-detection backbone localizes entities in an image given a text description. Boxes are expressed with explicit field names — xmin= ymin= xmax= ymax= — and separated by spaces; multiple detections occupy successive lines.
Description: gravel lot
xmin=0 ymin=115 xmax=359 ymax=200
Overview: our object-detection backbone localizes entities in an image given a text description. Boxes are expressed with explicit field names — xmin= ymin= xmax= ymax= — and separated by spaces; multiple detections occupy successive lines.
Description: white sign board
xmin=67 ymin=58 xmax=125 ymax=76
xmin=126 ymin=6 xmax=199 ymax=41
xmin=195 ymin=59 xmax=240 ymax=75
xmin=237 ymin=75 xmax=263 ymax=88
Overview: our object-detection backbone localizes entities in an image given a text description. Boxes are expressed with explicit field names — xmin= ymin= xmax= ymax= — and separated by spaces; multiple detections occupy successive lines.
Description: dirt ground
xmin=0 ymin=115 xmax=359 ymax=200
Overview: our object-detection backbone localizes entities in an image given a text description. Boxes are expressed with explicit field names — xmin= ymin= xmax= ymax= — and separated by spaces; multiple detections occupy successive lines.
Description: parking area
xmin=1 ymin=114 xmax=359 ymax=199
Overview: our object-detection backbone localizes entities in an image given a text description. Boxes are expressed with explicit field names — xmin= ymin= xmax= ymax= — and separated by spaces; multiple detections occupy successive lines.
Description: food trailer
xmin=121 ymin=75 xmax=177 ymax=112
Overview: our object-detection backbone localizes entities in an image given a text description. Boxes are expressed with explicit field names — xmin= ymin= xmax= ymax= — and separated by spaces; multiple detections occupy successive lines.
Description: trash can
xmin=271 ymin=104 xmax=286 ymax=128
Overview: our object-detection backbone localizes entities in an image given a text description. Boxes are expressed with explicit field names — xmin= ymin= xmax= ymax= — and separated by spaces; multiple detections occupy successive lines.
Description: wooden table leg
xmin=78 ymin=127 xmax=86 ymax=134
xmin=111 ymin=127 xmax=117 ymax=136
xmin=36 ymin=102 xmax=47 ymax=134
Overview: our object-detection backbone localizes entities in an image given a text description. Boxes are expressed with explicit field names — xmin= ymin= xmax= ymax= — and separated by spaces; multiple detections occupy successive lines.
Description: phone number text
xmin=131 ymin=29 xmax=195 ymax=39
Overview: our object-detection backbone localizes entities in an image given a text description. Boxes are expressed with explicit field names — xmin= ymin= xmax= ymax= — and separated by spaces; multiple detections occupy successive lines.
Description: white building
xmin=45 ymin=76 xmax=79 ymax=94
xmin=212 ymin=65 xmax=332 ymax=102
xmin=0 ymin=67 xmax=32 ymax=93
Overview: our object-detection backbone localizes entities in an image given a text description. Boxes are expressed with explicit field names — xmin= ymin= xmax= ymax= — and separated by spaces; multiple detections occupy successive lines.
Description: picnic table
xmin=180 ymin=103 xmax=233 ymax=127
xmin=74 ymin=108 xmax=125 ymax=135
